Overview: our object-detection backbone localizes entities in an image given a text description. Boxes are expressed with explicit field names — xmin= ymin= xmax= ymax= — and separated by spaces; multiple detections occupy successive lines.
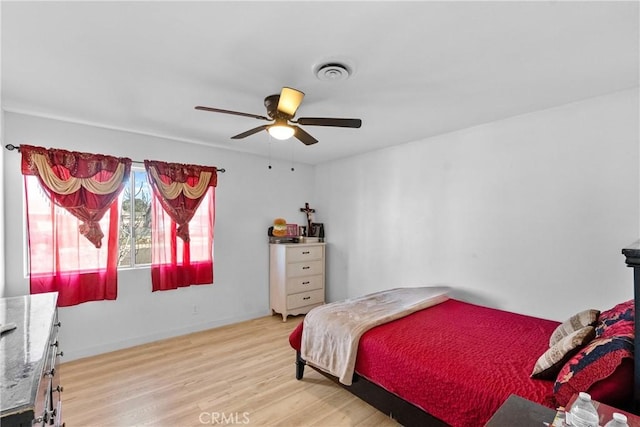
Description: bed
xmin=288 ymin=243 xmax=640 ymax=426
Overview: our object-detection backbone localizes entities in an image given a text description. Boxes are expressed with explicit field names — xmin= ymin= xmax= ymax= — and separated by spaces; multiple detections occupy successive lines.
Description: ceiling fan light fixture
xmin=268 ymin=123 xmax=295 ymax=140
xmin=196 ymin=85 xmax=361 ymax=145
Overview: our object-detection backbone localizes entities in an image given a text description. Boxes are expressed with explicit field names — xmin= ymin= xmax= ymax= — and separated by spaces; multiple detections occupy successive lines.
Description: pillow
xmin=531 ymin=326 xmax=595 ymax=380
xmin=600 ymin=299 xmax=633 ymax=321
xmin=587 ymin=358 xmax=634 ymax=408
xmin=549 ymin=309 xmax=600 ymax=346
xmin=553 ymin=335 xmax=634 ymax=407
xmin=595 ymin=299 xmax=634 ymax=338
xmin=597 ymin=319 xmax=634 ymax=339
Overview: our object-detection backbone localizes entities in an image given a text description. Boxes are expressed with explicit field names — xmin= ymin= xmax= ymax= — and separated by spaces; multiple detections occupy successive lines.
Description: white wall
xmin=316 ymin=89 xmax=639 ymax=321
xmin=0 ymin=110 xmax=5 ymax=297
xmin=2 ymin=112 xmax=316 ymax=360
xmin=3 ymin=88 xmax=638 ymax=358
xmin=1 ymin=1 xmax=5 ymax=295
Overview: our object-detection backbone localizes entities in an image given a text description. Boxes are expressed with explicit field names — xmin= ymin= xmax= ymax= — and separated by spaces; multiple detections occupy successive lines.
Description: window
xmin=26 ymin=167 xmax=153 ymax=271
xmin=25 ymin=167 xmax=152 ymax=273
xmin=24 ymin=175 xmax=117 ymax=275
xmin=22 ymin=145 xmax=217 ymax=305
xmin=21 ymin=144 xmax=131 ymax=306
xmin=27 ymin=165 xmax=214 ymax=272
xmin=118 ymin=168 xmax=152 ymax=268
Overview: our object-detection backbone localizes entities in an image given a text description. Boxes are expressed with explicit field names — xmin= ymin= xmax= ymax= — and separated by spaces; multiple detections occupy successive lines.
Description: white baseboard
xmin=61 ymin=309 xmax=271 ymax=362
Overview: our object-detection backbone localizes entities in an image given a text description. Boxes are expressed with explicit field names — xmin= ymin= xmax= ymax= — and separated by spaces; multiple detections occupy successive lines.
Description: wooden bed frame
xmin=294 ymin=241 xmax=640 ymax=426
xmin=295 ymin=350 xmax=447 ymax=426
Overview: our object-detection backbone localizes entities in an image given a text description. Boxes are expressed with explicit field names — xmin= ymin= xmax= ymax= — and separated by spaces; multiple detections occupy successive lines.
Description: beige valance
xmin=147 ymin=165 xmax=212 ymax=200
xmin=32 ymin=153 xmax=126 ymax=195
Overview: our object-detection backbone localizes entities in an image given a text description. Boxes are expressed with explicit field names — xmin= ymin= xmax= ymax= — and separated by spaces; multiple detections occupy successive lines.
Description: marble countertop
xmin=0 ymin=292 xmax=57 ymax=417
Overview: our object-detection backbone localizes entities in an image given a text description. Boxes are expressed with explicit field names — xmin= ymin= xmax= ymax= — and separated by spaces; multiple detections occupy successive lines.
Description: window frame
xmin=23 ymin=163 xmax=216 ymax=276
xmin=118 ymin=165 xmax=152 ymax=270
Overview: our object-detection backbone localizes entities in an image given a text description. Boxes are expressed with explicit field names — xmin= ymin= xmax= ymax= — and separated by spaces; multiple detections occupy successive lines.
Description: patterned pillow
xmin=549 ymin=309 xmax=600 ymax=346
xmin=531 ymin=326 xmax=595 ymax=380
xmin=553 ymin=335 xmax=634 ymax=406
xmin=595 ymin=299 xmax=634 ymax=338
xmin=588 ymin=358 xmax=634 ymax=408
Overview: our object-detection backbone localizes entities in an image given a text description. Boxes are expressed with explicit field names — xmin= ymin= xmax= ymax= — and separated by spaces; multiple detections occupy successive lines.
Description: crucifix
xmin=300 ymin=202 xmax=315 ymax=237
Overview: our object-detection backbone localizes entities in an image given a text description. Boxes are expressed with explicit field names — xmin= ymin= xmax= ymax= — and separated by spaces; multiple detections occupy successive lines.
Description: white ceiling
xmin=2 ymin=1 xmax=639 ymax=165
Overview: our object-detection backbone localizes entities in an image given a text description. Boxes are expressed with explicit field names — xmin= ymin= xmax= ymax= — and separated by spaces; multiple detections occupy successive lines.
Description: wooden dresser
xmin=270 ymin=243 xmax=325 ymax=321
xmin=0 ymin=292 xmax=63 ymax=426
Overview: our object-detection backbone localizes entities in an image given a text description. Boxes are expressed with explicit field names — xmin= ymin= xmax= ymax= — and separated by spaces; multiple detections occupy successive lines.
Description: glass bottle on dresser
xmin=604 ymin=413 xmax=629 ymax=427
xmin=568 ymin=392 xmax=599 ymax=427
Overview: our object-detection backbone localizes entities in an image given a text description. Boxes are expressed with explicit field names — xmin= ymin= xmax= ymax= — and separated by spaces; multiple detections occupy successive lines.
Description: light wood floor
xmin=60 ymin=315 xmax=400 ymax=427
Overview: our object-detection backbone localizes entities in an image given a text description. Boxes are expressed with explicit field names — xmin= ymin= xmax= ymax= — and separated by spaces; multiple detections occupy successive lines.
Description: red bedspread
xmin=289 ymin=298 xmax=560 ymax=427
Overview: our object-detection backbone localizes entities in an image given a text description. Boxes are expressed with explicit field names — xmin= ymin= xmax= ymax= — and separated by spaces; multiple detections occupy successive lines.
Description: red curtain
xmin=144 ymin=160 xmax=217 ymax=291
xmin=21 ymin=145 xmax=131 ymax=306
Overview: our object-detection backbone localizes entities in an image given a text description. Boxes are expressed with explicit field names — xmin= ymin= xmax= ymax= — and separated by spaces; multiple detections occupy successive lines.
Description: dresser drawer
xmin=286 ymin=260 xmax=323 ymax=278
xmin=286 ymin=245 xmax=323 ymax=263
xmin=287 ymin=274 xmax=323 ymax=294
xmin=287 ymin=289 xmax=324 ymax=310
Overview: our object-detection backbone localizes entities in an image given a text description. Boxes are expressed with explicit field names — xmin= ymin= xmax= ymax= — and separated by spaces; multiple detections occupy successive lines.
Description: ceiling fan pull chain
xmin=268 ymin=136 xmax=273 ymax=170
xmin=291 ymin=141 xmax=295 ymax=172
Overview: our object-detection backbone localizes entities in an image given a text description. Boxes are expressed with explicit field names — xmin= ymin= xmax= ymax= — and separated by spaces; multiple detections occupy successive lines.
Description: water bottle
xmin=604 ymin=413 xmax=629 ymax=427
xmin=569 ymin=392 xmax=599 ymax=427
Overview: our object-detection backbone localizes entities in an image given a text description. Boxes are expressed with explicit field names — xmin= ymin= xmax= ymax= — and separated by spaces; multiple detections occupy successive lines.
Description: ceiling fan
xmin=195 ymin=87 xmax=362 ymax=145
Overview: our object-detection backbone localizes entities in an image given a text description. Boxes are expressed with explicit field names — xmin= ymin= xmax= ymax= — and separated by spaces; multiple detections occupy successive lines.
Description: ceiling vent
xmin=315 ymin=63 xmax=351 ymax=81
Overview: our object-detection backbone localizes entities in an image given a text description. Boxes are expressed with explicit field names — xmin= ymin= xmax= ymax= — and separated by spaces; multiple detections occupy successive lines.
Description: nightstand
xmin=564 ymin=393 xmax=640 ymax=426
xmin=485 ymin=394 xmax=555 ymax=426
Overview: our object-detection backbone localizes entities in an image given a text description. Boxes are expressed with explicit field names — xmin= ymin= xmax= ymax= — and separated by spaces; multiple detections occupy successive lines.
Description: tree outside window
xmin=118 ymin=169 xmax=152 ymax=267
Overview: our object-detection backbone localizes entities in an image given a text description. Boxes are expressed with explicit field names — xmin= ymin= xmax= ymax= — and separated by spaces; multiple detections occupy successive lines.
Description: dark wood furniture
xmin=485 ymin=393 xmax=640 ymax=427
xmin=484 ymin=394 xmax=556 ymax=427
xmin=296 ymin=351 xmax=448 ymax=426
xmin=565 ymin=392 xmax=640 ymax=426
xmin=0 ymin=292 xmax=63 ymax=426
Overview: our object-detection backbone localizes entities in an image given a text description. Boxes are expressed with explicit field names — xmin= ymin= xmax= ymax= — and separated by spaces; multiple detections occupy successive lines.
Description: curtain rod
xmin=4 ymin=144 xmax=226 ymax=173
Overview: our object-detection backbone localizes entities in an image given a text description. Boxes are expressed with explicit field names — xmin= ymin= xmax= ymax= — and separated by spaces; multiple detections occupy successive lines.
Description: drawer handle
xmin=302 ymin=266 xmax=310 ymax=270
xmin=51 ymin=340 xmax=59 ymax=347
xmin=41 ymin=408 xmax=57 ymax=423
xmin=54 ymin=321 xmax=61 ymax=327
xmin=302 ymin=251 xmax=310 ymax=254
xmin=46 ymin=367 xmax=56 ymax=377
xmin=55 ymin=385 xmax=64 ymax=393
xmin=302 ymin=281 xmax=310 ymax=285
xmin=303 ymin=296 xmax=311 ymax=300
xmin=57 ymin=350 xmax=64 ymax=357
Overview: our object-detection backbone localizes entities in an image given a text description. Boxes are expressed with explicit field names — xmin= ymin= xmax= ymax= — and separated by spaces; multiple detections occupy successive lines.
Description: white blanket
xmin=301 ymin=286 xmax=450 ymax=385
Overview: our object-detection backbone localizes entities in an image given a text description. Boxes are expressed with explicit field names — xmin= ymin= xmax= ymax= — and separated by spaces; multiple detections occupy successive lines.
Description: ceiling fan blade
xmin=231 ymin=125 xmax=269 ymax=139
xmin=195 ymin=106 xmax=270 ymax=121
xmin=293 ymin=126 xmax=318 ymax=146
xmin=297 ymin=117 xmax=362 ymax=128
xmin=277 ymin=87 xmax=305 ymax=117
